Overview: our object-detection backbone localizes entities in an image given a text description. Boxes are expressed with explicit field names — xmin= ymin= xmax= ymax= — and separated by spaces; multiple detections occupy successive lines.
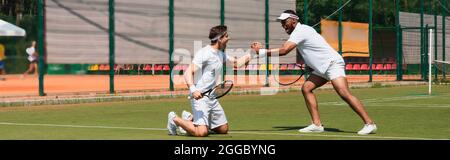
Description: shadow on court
xmin=272 ymin=126 xmax=355 ymax=133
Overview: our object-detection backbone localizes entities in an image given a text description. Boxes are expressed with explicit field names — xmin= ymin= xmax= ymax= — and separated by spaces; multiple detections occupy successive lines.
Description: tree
xmin=1 ymin=0 xmax=37 ymax=18
xmin=297 ymin=0 xmax=447 ymax=27
xmin=0 ymin=0 xmax=37 ymax=74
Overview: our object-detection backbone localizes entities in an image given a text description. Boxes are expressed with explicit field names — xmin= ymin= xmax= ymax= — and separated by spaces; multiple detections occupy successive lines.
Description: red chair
xmin=287 ymin=64 xmax=295 ymax=70
xmin=352 ymin=64 xmax=361 ymax=71
xmin=174 ymin=65 xmax=182 ymax=71
xmin=360 ymin=64 xmax=369 ymax=71
xmin=163 ymin=64 xmax=170 ymax=71
xmin=98 ymin=64 xmax=105 ymax=70
xmin=271 ymin=64 xmax=279 ymax=70
xmin=369 ymin=64 xmax=379 ymax=71
xmin=294 ymin=64 xmax=302 ymax=70
xmin=375 ymin=64 xmax=384 ymax=70
xmin=280 ymin=64 xmax=288 ymax=70
xmin=124 ymin=64 xmax=133 ymax=71
xmin=113 ymin=64 xmax=120 ymax=71
xmin=391 ymin=63 xmax=397 ymax=70
xmin=99 ymin=64 xmax=109 ymax=71
xmin=154 ymin=64 xmax=163 ymax=71
xmin=143 ymin=64 xmax=152 ymax=71
xmin=346 ymin=64 xmax=353 ymax=70
xmin=384 ymin=63 xmax=392 ymax=70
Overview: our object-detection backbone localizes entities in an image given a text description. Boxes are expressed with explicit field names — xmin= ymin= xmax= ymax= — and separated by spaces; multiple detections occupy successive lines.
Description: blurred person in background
xmin=0 ymin=43 xmax=6 ymax=81
xmin=21 ymin=41 xmax=38 ymax=79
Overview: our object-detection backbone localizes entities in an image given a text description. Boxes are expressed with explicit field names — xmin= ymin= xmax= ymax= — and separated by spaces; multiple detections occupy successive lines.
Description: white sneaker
xmin=299 ymin=124 xmax=324 ymax=133
xmin=357 ymin=123 xmax=377 ymax=135
xmin=167 ymin=111 xmax=178 ymax=135
xmin=179 ymin=110 xmax=192 ymax=134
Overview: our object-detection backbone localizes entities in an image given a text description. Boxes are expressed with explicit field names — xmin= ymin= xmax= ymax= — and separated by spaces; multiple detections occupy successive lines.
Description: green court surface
xmin=0 ymin=85 xmax=449 ymax=140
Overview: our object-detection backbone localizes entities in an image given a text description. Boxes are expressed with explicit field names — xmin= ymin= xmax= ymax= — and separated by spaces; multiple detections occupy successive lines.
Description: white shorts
xmin=312 ymin=60 xmax=346 ymax=81
xmin=190 ymin=98 xmax=228 ymax=129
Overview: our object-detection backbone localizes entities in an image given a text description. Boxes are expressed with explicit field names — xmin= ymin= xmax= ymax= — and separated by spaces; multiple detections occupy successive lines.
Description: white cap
xmin=276 ymin=13 xmax=299 ymax=21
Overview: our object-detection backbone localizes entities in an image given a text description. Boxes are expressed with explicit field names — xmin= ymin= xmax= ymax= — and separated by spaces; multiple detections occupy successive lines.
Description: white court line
xmin=0 ymin=122 xmax=447 ymax=140
xmin=324 ymin=103 xmax=450 ymax=108
xmin=320 ymin=95 xmax=438 ymax=106
xmin=228 ymin=131 xmax=448 ymax=140
xmin=363 ymin=104 xmax=450 ymax=108
xmin=0 ymin=122 xmax=165 ymax=131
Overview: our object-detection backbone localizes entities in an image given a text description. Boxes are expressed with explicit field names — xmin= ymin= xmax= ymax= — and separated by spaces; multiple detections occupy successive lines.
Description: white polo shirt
xmin=287 ymin=23 xmax=344 ymax=74
xmin=192 ymin=45 xmax=231 ymax=92
xmin=26 ymin=47 xmax=37 ymax=62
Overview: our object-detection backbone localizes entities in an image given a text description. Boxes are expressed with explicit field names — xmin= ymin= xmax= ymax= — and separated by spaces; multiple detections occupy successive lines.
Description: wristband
xmin=259 ymin=49 xmax=267 ymax=57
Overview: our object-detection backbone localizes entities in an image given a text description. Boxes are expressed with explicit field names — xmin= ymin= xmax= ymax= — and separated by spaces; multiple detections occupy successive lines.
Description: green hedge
xmin=0 ymin=15 xmax=37 ymax=74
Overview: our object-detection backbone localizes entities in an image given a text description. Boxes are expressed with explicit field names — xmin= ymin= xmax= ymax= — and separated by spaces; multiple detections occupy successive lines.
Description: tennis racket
xmin=274 ymin=64 xmax=313 ymax=86
xmin=188 ymin=80 xmax=234 ymax=100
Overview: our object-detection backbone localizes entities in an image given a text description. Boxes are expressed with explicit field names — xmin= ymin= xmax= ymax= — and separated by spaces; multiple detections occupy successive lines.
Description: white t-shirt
xmin=192 ymin=45 xmax=231 ymax=92
xmin=288 ymin=23 xmax=344 ymax=74
xmin=26 ymin=47 xmax=37 ymax=62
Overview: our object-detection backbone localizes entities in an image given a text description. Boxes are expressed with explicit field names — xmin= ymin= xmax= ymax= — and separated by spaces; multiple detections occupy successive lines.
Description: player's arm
xmin=251 ymin=41 xmax=297 ymax=57
xmin=225 ymin=53 xmax=254 ymax=68
xmin=183 ymin=63 xmax=202 ymax=100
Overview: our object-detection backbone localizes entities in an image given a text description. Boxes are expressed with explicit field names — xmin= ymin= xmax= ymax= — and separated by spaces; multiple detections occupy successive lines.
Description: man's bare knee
xmin=213 ymin=124 xmax=228 ymax=134
xmin=338 ymin=90 xmax=354 ymax=102
xmin=193 ymin=127 xmax=209 ymax=137
xmin=215 ymin=129 xmax=228 ymax=134
xmin=301 ymin=85 xmax=314 ymax=95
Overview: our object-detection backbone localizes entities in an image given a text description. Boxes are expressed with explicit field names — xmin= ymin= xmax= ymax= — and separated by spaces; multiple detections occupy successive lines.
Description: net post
xmin=220 ymin=0 xmax=226 ymax=83
xmin=399 ymin=27 xmax=404 ymax=79
xmin=424 ymin=24 xmax=429 ymax=82
xmin=428 ymin=28 xmax=433 ymax=95
xmin=303 ymin=0 xmax=309 ymax=25
xmin=108 ymin=0 xmax=115 ymax=94
xmin=303 ymin=0 xmax=310 ymax=79
xmin=443 ymin=0 xmax=447 ymax=80
xmin=38 ymin=0 xmax=46 ymax=96
xmin=395 ymin=0 xmax=402 ymax=81
xmin=169 ymin=0 xmax=174 ymax=91
xmin=368 ymin=0 xmax=373 ymax=82
xmin=264 ymin=0 xmax=269 ymax=87
xmin=220 ymin=0 xmax=225 ymax=26
xmin=420 ymin=0 xmax=424 ymax=80
xmin=338 ymin=0 xmax=343 ymax=56
xmin=434 ymin=10 xmax=438 ymax=80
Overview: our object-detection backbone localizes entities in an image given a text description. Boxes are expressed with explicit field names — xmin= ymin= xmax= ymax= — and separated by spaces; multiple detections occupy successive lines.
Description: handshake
xmin=250 ymin=42 xmax=267 ymax=58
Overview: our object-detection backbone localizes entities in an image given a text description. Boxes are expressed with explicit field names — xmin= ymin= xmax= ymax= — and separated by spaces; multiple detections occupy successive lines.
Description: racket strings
xmin=209 ymin=82 xmax=233 ymax=98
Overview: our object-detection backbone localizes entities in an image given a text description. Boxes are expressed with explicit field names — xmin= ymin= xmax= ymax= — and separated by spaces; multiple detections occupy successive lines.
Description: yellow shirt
xmin=0 ymin=44 xmax=5 ymax=60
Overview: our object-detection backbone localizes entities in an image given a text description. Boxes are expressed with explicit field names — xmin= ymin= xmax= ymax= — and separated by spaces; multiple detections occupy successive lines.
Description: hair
xmin=209 ymin=25 xmax=227 ymax=44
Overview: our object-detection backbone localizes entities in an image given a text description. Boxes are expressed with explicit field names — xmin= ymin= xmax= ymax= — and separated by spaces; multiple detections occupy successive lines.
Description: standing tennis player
xmin=167 ymin=25 xmax=255 ymax=136
xmin=251 ymin=10 xmax=376 ymax=135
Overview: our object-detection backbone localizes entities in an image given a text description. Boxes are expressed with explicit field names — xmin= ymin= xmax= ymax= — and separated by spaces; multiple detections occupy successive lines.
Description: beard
xmin=219 ymin=43 xmax=227 ymax=50
xmin=285 ymin=28 xmax=294 ymax=35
